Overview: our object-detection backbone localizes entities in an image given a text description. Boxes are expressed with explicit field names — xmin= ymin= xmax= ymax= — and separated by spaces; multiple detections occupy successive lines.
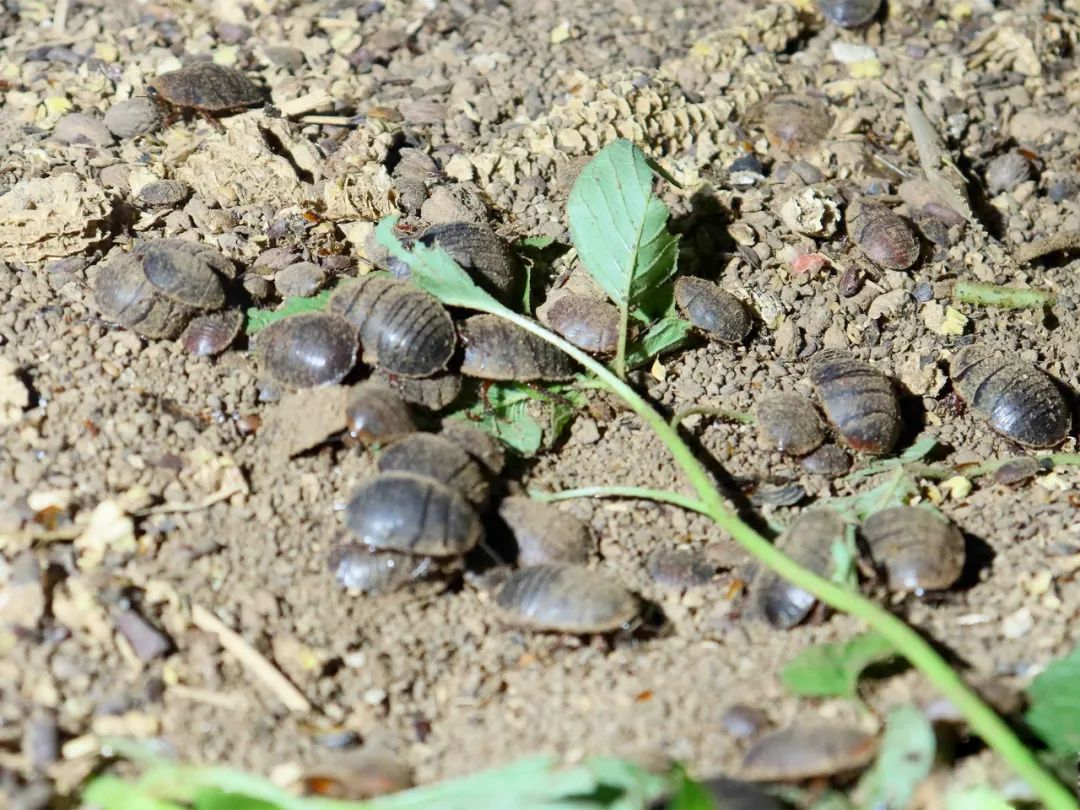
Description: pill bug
xmin=845 ymin=199 xmax=919 ymax=271
xmin=807 ymin=349 xmax=901 ymax=455
xmin=755 ymin=391 xmax=826 ymax=456
xmin=498 ymin=496 xmax=594 ymax=566
xmin=344 ymin=380 xmax=416 ymax=446
xmin=545 ymin=295 xmax=620 ymax=355
xmin=860 ymin=505 xmax=965 ymax=593
xmin=459 ymin=314 xmax=577 ymax=381
xmin=742 ymin=724 xmax=878 ymax=781
xmin=673 ymin=276 xmax=753 ymax=344
xmin=495 ymin=563 xmax=638 ymax=633
xmin=255 ymin=311 xmax=358 ymax=388
xmin=376 ymin=433 xmax=490 ymax=508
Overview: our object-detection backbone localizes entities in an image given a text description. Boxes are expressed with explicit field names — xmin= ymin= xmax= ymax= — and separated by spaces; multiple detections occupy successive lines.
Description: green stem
xmin=486 ymin=304 xmax=1075 ymax=810
xmin=531 ymin=485 xmax=707 ymax=514
xmin=670 ymin=404 xmax=755 ymax=427
xmin=614 ymin=304 xmax=630 ymax=380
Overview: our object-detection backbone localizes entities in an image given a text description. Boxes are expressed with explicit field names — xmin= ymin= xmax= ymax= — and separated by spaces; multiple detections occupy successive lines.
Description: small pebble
xmin=104 ymin=97 xmax=162 ymax=138
xmin=985 ymin=151 xmax=1031 ymax=195
xmin=263 ymin=45 xmax=306 ymax=71
xmin=275 ymin=262 xmax=326 ymax=298
xmin=136 ymin=179 xmax=190 ymax=208
xmin=53 ymin=113 xmax=113 ymax=147
xmin=912 ymin=281 xmax=934 ymax=303
xmin=113 ymin=608 xmax=173 ymax=661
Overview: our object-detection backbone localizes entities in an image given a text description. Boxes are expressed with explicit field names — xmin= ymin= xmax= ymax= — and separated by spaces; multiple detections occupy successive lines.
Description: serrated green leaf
xmin=857 ymin=704 xmax=935 ymax=810
xmin=1025 ymin=640 xmax=1080 ymax=754
xmin=944 ymin=785 xmax=1013 ymax=810
xmin=568 ymin=140 xmax=679 ymax=309
xmin=781 ymin=632 xmax=896 ymax=698
xmin=376 ymin=215 xmax=503 ymax=312
xmin=245 ymin=289 xmax=335 ymax=335
xmin=625 ymin=316 xmax=693 ymax=369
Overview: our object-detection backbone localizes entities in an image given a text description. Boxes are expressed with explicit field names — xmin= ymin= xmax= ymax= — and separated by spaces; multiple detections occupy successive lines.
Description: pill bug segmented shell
xmin=755 ymin=392 xmax=826 ymax=456
xmin=948 ymin=344 xmax=1071 ymax=448
xmin=498 ymin=496 xmax=595 ymax=566
xmin=375 ymin=368 xmax=463 ymax=411
xmin=181 ymin=309 xmax=243 ymax=356
xmin=807 ymin=349 xmax=901 ymax=455
xmin=673 ymin=276 xmax=753 ymax=344
xmin=149 ymin=62 xmax=263 ymax=112
xmin=255 ymin=311 xmax=358 ymax=388
xmin=376 ymin=433 xmax=490 ymax=508
xmin=495 ymin=563 xmax=638 ymax=633
xmin=545 ymin=295 xmax=620 ymax=355
xmin=136 ymin=179 xmax=190 ymax=208
xmin=459 ymin=314 xmax=577 ymax=381
xmin=845 ymin=199 xmax=919 ymax=271
xmin=861 ymin=506 xmax=965 ymax=593
xmin=344 ymin=471 xmax=481 ymax=556
xmin=329 ymin=544 xmax=459 ymax=594
xmin=344 ymin=380 xmax=416 ymax=446
xmin=753 ymin=509 xmax=846 ymax=630
xmin=328 ymin=275 xmax=456 ymax=378
xmin=741 ymin=724 xmax=878 ymax=781
xmin=439 ymin=419 xmax=506 ymax=477
xmin=390 ymin=222 xmax=522 ymax=306
xmin=816 ymin=0 xmax=882 ymax=28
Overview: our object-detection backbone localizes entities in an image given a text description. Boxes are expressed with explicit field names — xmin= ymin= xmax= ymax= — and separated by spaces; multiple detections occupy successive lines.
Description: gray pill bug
xmin=741 ymin=723 xmax=878 ymax=782
xmin=136 ymin=179 xmax=190 ymax=208
xmin=329 ymin=544 xmax=460 ymax=594
xmin=344 ymin=471 xmax=482 ymax=556
xmin=459 ymin=314 xmax=577 ymax=381
xmin=389 ymin=222 xmax=522 ymax=306
xmin=673 ymin=276 xmax=753 ymax=345
xmin=328 ymin=275 xmax=456 ymax=378
xmin=439 ymin=419 xmax=506 ymax=478
xmin=948 ymin=344 xmax=1071 ymax=448
xmin=376 ymin=433 xmax=490 ymax=508
xmin=807 ymin=349 xmax=901 ymax=455
xmin=255 ymin=311 xmax=358 ymax=388
xmin=94 ymin=239 xmax=233 ymax=339
xmin=374 ymin=368 xmax=464 ymax=412
xmin=755 ymin=391 xmax=826 ymax=456
xmin=498 ymin=496 xmax=595 ymax=566
xmin=845 ymin=199 xmax=919 ymax=271
xmin=753 ymin=509 xmax=846 ymax=630
xmin=344 ymin=380 xmax=416 ymax=446
xmin=545 ymin=295 xmax=620 ymax=355
xmin=495 ymin=563 xmax=639 ymax=633
xmin=860 ymin=505 xmax=965 ymax=594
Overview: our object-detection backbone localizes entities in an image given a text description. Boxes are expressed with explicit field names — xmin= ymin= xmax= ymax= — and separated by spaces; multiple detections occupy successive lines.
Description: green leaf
xmin=625 ymin=316 xmax=693 ymax=369
xmin=781 ymin=632 xmax=896 ymax=698
xmin=857 ymin=704 xmax=935 ymax=810
xmin=829 ymin=523 xmax=860 ymax=590
xmin=568 ymin=140 xmax=679 ymax=308
xmin=376 ymin=215 xmax=503 ymax=312
xmin=195 ymin=790 xmax=278 ymax=810
xmin=82 ymin=777 xmax=186 ymax=810
xmin=245 ymin=289 xmax=334 ymax=335
xmin=1025 ymin=640 xmax=1080 ymax=754
xmin=666 ymin=767 xmax=716 ymax=810
xmin=520 ymin=235 xmax=557 ymax=250
xmin=945 ymin=785 xmax=1013 ymax=810
xmin=843 ymin=437 xmax=942 ymax=483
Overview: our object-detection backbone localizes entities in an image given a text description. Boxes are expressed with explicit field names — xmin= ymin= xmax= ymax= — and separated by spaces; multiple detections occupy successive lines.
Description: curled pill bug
xmin=860 ymin=505 xmax=965 ymax=594
xmin=344 ymin=380 xmax=415 ymax=446
xmin=948 ymin=344 xmax=1071 ymax=448
xmin=845 ymin=199 xmax=919 ymax=271
xmin=753 ymin=509 xmax=846 ymax=630
xmin=329 ymin=275 xmax=456 ymax=378
xmin=807 ymin=349 xmax=901 ymax=455
xmin=344 ymin=471 xmax=482 ymax=556
xmin=755 ymin=391 xmax=825 ymax=456
xmin=377 ymin=433 xmax=490 ymax=508
xmin=741 ymin=724 xmax=877 ymax=781
xmin=545 ymin=295 xmax=620 ymax=355
xmin=459 ymin=314 xmax=577 ymax=381
xmin=495 ymin=563 xmax=638 ymax=633
xmin=255 ymin=311 xmax=358 ymax=388
xmin=498 ymin=496 xmax=594 ymax=566
xmin=673 ymin=276 xmax=753 ymax=345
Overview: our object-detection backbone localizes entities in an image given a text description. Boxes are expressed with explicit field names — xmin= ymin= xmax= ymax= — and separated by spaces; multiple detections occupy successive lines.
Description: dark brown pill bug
xmin=837 ymin=265 xmax=863 ymax=298
xmin=760 ymin=95 xmax=833 ymax=155
xmin=344 ymin=380 xmax=415 ymax=446
xmin=673 ymin=276 xmax=752 ymax=345
xmin=741 ymin=724 xmax=877 ymax=782
xmin=136 ymin=179 xmax=190 ymax=208
xmin=94 ymin=240 xmax=231 ymax=339
xmin=391 ymin=222 xmax=522 ymax=307
xmin=545 ymin=295 xmax=620 ymax=355
xmin=753 ymin=509 xmax=845 ymax=630
xmin=439 ymin=419 xmax=506 ymax=477
xmin=992 ymin=456 xmax=1044 ymax=486
xmin=375 ymin=369 xmax=463 ymax=411
xmin=800 ymin=444 xmax=851 ymax=477
xmin=181 ymin=309 xmax=243 ymax=356
xmin=148 ymin=62 xmax=263 ymax=114
xmin=329 ymin=544 xmax=459 ymax=594
xmin=755 ymin=392 xmax=825 ymax=456
xmin=949 ymin=344 xmax=1071 ymax=448
xmin=328 ymin=275 xmax=455 ymax=378
xmin=807 ymin=349 xmax=901 ymax=455
xmin=377 ymin=433 xmax=490 ymax=508
xmin=861 ymin=506 xmax=965 ymax=593
xmin=845 ymin=199 xmax=919 ymax=271
xmin=459 ymin=314 xmax=577 ymax=381
xmin=495 ymin=563 xmax=638 ymax=633
xmin=498 ymin=496 xmax=594 ymax=566
xmin=645 ymin=547 xmax=715 ymax=589
xmin=255 ymin=311 xmax=358 ymax=388
xmin=344 ymin=471 xmax=481 ymax=556
xmin=817 ymin=0 xmax=882 ymax=28
xmin=720 ymin=704 xmax=771 ymax=740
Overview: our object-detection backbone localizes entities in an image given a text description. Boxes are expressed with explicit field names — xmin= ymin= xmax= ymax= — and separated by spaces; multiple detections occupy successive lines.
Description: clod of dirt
xmin=0 ymin=174 xmax=113 ymax=264
xmin=104 ymin=97 xmax=162 ymax=138
xmin=52 ymin=113 xmax=113 ymax=147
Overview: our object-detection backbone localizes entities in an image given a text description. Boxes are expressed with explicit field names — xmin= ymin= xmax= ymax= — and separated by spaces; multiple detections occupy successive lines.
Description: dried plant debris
xmin=0 ymin=174 xmax=113 ymax=264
